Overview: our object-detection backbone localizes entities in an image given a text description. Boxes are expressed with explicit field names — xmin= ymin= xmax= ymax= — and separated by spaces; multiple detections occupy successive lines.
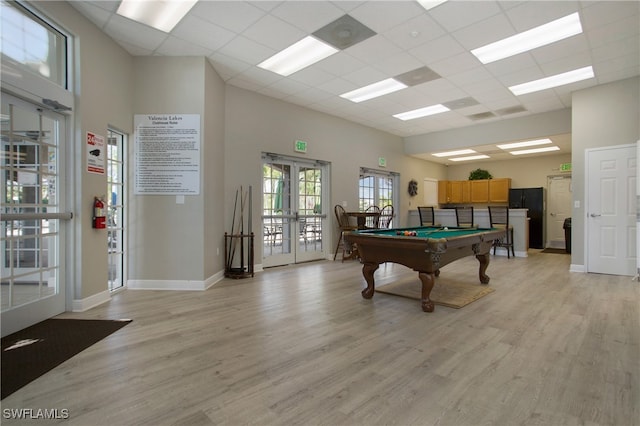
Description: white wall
xmin=224 ymin=86 xmax=446 ymax=260
xmin=405 ymin=109 xmax=572 ymax=155
xmin=445 ymin=154 xmax=572 ymax=188
xmin=130 ymin=57 xmax=226 ymax=284
xmin=31 ymin=1 xmax=134 ymax=303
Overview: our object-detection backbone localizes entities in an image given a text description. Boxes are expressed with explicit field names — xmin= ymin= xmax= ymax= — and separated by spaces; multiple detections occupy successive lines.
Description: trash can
xmin=563 ymin=218 xmax=572 ymax=253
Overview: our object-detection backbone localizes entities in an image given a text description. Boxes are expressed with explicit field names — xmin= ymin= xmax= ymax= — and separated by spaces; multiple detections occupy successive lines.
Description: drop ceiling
xmin=68 ymin=1 xmax=640 ymax=164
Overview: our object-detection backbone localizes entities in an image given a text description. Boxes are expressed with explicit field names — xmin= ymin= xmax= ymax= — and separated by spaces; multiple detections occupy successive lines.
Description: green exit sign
xmin=560 ymin=162 xmax=572 ymax=172
xmin=294 ymin=140 xmax=307 ymax=153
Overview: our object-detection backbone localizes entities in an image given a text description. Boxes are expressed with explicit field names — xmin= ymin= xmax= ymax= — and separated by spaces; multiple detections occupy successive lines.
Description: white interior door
xmin=586 ymin=144 xmax=636 ymax=275
xmin=547 ymin=176 xmax=572 ymax=249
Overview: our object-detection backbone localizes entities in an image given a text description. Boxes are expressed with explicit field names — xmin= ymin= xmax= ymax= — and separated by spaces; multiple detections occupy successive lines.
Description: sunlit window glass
xmin=0 ymin=1 xmax=67 ymax=88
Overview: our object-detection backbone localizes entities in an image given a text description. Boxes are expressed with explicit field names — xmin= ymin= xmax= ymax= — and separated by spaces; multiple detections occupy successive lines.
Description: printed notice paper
xmin=134 ymin=114 xmax=200 ymax=195
xmin=86 ymin=131 xmax=105 ymax=174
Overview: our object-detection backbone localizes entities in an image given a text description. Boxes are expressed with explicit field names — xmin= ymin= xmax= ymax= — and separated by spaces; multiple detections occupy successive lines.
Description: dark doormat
xmin=541 ymin=248 xmax=569 ymax=254
xmin=1 ymin=318 xmax=131 ymax=399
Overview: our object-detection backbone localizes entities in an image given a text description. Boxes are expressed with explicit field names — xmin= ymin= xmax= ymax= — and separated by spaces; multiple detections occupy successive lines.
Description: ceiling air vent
xmin=495 ymin=105 xmax=527 ymax=116
xmin=442 ymin=97 xmax=479 ymax=110
xmin=313 ymin=15 xmax=376 ymax=50
xmin=394 ymin=66 xmax=441 ymax=86
xmin=467 ymin=111 xmax=496 ymax=121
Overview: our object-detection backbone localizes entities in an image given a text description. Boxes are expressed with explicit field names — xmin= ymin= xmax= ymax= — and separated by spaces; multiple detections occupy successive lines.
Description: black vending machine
xmin=509 ymin=187 xmax=544 ymax=249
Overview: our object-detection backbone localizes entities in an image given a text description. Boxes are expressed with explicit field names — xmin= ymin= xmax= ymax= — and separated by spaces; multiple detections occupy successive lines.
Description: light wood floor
xmin=3 ymin=251 xmax=639 ymax=425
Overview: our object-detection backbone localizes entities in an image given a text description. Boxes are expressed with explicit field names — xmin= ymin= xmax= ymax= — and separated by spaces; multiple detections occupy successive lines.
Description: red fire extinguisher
xmin=93 ymin=197 xmax=106 ymax=229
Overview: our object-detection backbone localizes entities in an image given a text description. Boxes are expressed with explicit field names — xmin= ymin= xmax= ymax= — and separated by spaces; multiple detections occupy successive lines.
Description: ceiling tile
xmin=349 ymin=1 xmax=425 ymax=33
xmin=172 ymin=15 xmax=236 ymax=52
xmin=345 ymin=35 xmax=404 ymax=64
xmin=217 ymin=35 xmax=275 ymax=65
xmin=270 ymin=1 xmax=345 ymax=33
xmin=241 ymin=14 xmax=306 ymax=50
xmin=451 ymin=12 xmax=515 ymax=50
xmin=66 ymin=0 xmax=640 ymax=163
xmin=193 ymin=1 xmax=265 ymax=33
xmin=314 ymin=51 xmax=366 ymax=77
xmin=156 ymin=36 xmax=213 ymax=57
xmin=409 ymin=35 xmax=466 ymax=65
xmin=381 ymin=13 xmax=447 ymax=50
xmin=428 ymin=0 xmax=502 ymax=33
xmin=207 ymin=53 xmax=252 ymax=81
xmin=504 ymin=1 xmax=579 ymax=32
xmin=104 ymin=15 xmax=167 ymax=53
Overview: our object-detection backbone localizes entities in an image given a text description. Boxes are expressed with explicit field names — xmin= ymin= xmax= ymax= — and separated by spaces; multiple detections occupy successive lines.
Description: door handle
xmin=590 ymin=213 xmax=601 ymax=217
xmin=550 ymin=212 xmax=556 ymax=216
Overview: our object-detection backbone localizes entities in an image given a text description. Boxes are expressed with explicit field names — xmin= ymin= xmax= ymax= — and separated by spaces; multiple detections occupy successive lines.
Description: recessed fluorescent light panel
xmin=449 ymin=155 xmax=490 ymax=162
xmin=509 ymin=66 xmax=594 ymax=95
xmin=117 ymin=0 xmax=197 ymax=33
xmin=258 ymin=36 xmax=338 ymax=76
xmin=510 ymin=146 xmax=561 ymax=155
xmin=432 ymin=149 xmax=477 ymax=157
xmin=497 ymin=139 xmax=552 ymax=150
xmin=393 ymin=104 xmax=449 ymax=121
xmin=418 ymin=0 xmax=449 ymax=11
xmin=340 ymin=78 xmax=407 ymax=103
xmin=471 ymin=12 xmax=583 ymax=64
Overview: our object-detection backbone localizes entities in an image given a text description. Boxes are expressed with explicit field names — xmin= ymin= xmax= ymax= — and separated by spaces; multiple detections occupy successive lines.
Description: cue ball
xmin=444 ymin=227 xmax=448 ymax=230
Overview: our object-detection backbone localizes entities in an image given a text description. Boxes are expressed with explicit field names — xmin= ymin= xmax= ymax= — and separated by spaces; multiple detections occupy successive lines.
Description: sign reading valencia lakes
xmin=134 ymin=114 xmax=201 ymax=195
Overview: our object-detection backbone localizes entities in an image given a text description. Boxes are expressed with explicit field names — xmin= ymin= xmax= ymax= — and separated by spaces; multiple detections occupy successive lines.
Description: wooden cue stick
xmin=227 ymin=189 xmax=239 ymax=268
xmin=240 ymin=186 xmax=245 ymax=270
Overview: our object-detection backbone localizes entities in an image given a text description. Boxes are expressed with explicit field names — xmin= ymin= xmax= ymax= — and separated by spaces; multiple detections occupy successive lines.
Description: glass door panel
xmin=262 ymin=155 xmax=327 ymax=267
xmin=1 ymin=93 xmax=68 ymax=336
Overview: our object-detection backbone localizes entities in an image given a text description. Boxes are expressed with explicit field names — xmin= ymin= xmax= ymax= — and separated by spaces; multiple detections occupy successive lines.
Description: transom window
xmin=0 ymin=0 xmax=68 ymax=88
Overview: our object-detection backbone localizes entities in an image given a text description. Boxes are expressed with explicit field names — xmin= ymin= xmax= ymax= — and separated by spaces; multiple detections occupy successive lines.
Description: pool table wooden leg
xmin=418 ymin=272 xmax=435 ymax=312
xmin=476 ymin=253 xmax=490 ymax=284
xmin=361 ymin=262 xmax=379 ymax=299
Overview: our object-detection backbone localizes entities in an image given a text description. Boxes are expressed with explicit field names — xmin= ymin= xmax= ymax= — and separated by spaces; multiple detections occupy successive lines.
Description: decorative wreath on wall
xmin=408 ymin=179 xmax=418 ymax=197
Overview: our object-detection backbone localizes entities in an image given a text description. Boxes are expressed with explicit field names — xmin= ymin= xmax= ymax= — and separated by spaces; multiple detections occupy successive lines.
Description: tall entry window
xmin=107 ymin=129 xmax=125 ymax=291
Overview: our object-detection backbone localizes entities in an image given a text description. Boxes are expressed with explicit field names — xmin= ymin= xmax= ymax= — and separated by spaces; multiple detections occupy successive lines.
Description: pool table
xmin=344 ymin=226 xmax=506 ymax=312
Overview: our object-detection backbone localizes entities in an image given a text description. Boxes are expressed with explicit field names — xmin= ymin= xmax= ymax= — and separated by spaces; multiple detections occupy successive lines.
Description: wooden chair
xmin=417 ymin=206 xmax=436 ymax=226
xmin=378 ymin=204 xmax=394 ymax=228
xmin=455 ymin=206 xmax=475 ymax=228
xmin=364 ymin=205 xmax=380 ymax=229
xmin=334 ymin=204 xmax=358 ymax=261
xmin=489 ymin=205 xmax=515 ymax=258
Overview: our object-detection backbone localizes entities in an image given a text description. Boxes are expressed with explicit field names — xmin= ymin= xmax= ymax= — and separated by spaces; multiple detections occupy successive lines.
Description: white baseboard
xmin=128 ymin=269 xmax=240 ymax=291
xmin=72 ymin=289 xmax=111 ymax=312
xmin=570 ymin=264 xmax=585 ymax=273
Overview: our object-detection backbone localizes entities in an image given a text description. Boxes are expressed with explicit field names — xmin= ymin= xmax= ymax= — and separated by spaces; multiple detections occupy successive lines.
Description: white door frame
xmin=546 ymin=175 xmax=572 ymax=249
xmin=261 ymin=154 xmax=329 ymax=268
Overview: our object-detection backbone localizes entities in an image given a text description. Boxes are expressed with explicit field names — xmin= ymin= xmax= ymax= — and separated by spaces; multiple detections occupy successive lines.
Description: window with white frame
xmin=358 ymin=168 xmax=398 ymax=224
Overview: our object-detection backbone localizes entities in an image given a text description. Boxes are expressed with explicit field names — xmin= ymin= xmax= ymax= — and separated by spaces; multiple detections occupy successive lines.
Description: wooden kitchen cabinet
xmin=450 ymin=181 xmax=463 ymax=203
xmin=440 ymin=178 xmax=510 ymax=204
xmin=438 ymin=180 xmax=450 ymax=204
xmin=470 ymin=179 xmax=489 ymax=202
xmin=489 ymin=178 xmax=511 ymax=202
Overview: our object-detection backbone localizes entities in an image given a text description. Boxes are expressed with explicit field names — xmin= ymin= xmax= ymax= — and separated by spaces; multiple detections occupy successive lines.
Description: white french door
xmin=262 ymin=154 xmax=328 ymax=268
xmin=1 ymin=93 xmax=70 ymax=336
xmin=586 ymin=144 xmax=636 ymax=275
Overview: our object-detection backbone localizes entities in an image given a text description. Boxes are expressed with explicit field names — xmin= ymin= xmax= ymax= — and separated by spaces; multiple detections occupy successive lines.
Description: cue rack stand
xmin=225 ymin=185 xmax=254 ymax=279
